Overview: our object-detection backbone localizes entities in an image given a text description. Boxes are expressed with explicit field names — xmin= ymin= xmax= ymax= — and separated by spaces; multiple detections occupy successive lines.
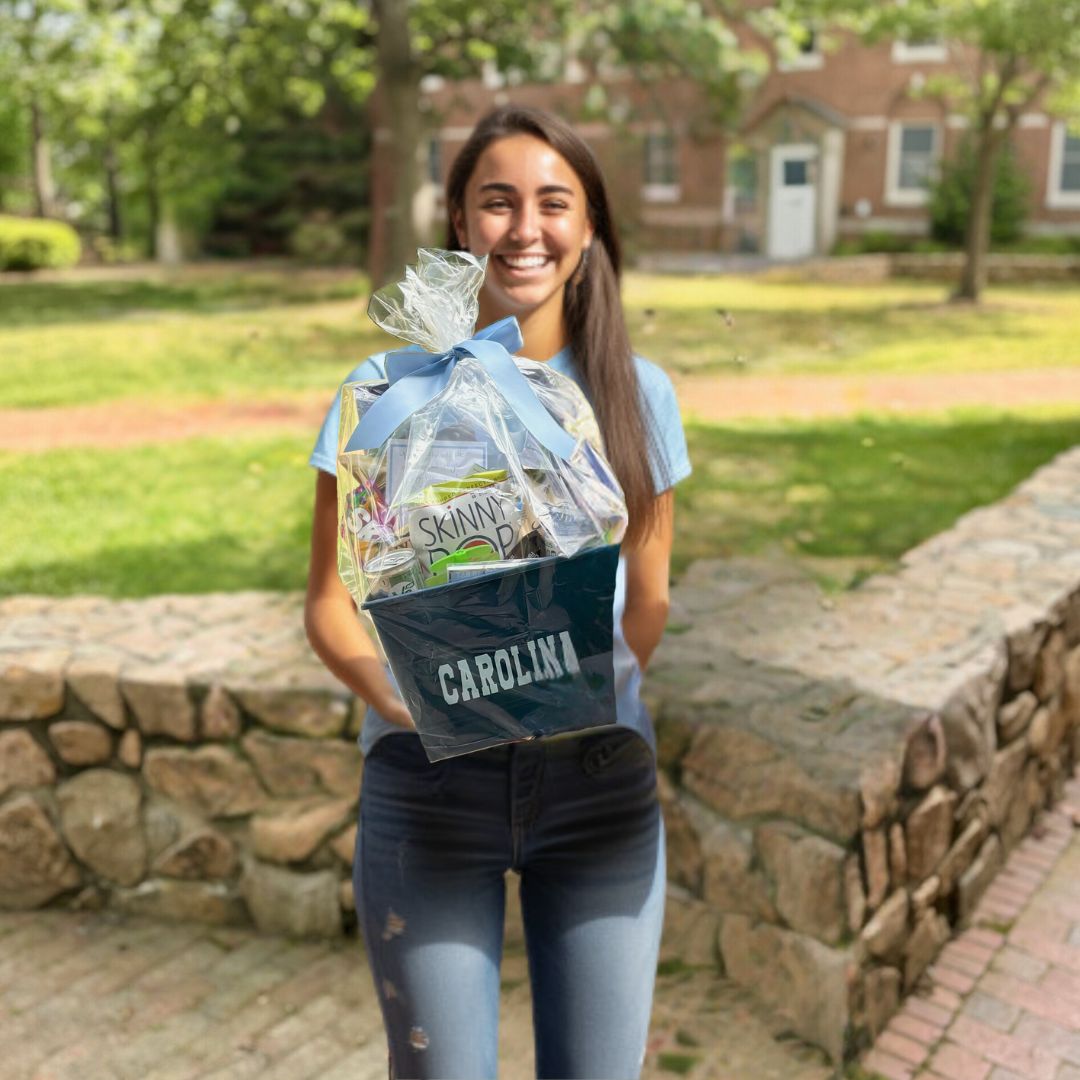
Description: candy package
xmin=335 ymin=249 xmax=627 ymax=761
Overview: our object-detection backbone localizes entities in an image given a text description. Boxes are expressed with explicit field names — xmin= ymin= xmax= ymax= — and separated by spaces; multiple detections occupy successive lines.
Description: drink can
xmin=365 ymin=549 xmax=425 ymax=599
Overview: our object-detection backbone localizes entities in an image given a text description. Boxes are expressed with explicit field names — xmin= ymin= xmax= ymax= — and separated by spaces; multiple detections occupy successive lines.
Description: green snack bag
xmin=423 ymin=543 xmax=500 ymax=587
xmin=407 ymin=474 xmax=526 ymax=576
xmin=412 ymin=469 xmax=508 ymax=507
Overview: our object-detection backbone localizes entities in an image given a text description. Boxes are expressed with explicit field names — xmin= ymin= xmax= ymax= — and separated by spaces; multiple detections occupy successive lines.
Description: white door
xmin=767 ymin=144 xmax=817 ymax=259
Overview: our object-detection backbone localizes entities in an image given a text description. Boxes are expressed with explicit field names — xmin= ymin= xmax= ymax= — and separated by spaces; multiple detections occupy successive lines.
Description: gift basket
xmin=336 ymin=248 xmax=627 ymax=761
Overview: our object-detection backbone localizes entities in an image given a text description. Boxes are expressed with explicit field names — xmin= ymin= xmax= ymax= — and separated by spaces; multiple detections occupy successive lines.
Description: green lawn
xmin=0 ymin=268 xmax=389 ymax=409
xmin=676 ymin=406 xmax=1080 ymax=580
xmin=621 ymin=275 xmax=1080 ymax=376
xmin=2 ymin=264 xmax=1078 ymax=598
xmin=0 ymin=436 xmax=316 ymax=596
xmin=1 ymin=266 xmax=1077 ymax=410
xmin=4 ymin=407 xmax=1079 ymax=598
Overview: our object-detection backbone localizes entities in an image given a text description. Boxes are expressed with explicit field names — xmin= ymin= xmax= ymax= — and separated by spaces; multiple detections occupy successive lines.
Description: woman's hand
xmin=304 ymin=471 xmax=414 ymax=726
xmin=372 ymin=691 xmax=416 ymax=731
xmin=621 ymin=490 xmax=675 ymax=671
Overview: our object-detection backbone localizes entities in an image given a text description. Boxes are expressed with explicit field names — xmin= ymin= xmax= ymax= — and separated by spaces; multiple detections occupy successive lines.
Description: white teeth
xmin=501 ymin=255 xmax=548 ymax=268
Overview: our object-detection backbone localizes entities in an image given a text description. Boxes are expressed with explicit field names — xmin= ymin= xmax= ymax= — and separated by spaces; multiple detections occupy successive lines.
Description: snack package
xmin=336 ymin=248 xmax=627 ymax=760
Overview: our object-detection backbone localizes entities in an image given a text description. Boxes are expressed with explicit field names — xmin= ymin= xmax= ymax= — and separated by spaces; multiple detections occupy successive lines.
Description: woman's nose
xmin=508 ymin=204 xmax=541 ymax=244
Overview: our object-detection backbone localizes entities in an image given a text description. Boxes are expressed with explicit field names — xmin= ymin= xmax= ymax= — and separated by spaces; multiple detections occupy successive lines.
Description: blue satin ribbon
xmin=344 ymin=316 xmax=576 ymax=459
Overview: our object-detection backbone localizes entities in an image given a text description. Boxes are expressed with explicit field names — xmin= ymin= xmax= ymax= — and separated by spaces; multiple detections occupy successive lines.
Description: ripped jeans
xmin=354 ymin=728 xmax=666 ymax=1080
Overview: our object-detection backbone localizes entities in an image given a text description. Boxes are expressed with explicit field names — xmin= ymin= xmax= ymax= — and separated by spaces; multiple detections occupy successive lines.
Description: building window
xmin=892 ymin=36 xmax=948 ymax=63
xmin=784 ymin=159 xmax=810 ymax=186
xmin=1061 ymin=134 xmax=1080 ymax=191
xmin=778 ymin=24 xmax=825 ymax=71
xmin=886 ymin=121 xmax=939 ymax=206
xmin=898 ymin=127 xmax=935 ymax=188
xmin=1047 ymin=121 xmax=1080 ymax=208
xmin=730 ymin=154 xmax=759 ymax=211
xmin=724 ymin=151 xmax=759 ymax=226
xmin=642 ymin=131 xmax=679 ymax=202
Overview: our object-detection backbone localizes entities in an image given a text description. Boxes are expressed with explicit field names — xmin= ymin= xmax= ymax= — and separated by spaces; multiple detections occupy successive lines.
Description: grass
xmin=0 ymin=435 xmax=316 ymax=597
xmin=1 ymin=267 xmax=1078 ymax=409
xmin=0 ymin=263 xmax=368 ymax=325
xmin=0 ymin=268 xmax=391 ymax=409
xmin=673 ymin=406 xmax=1080 ymax=579
xmin=656 ymin=957 xmax=698 ymax=977
xmin=3 ymin=406 xmax=1079 ymax=598
xmin=656 ymin=1051 xmax=701 ymax=1075
xmin=2 ymin=265 xmax=1077 ymax=597
xmin=623 ymin=275 xmax=1080 ymax=377
xmin=843 ymin=1066 xmax=889 ymax=1080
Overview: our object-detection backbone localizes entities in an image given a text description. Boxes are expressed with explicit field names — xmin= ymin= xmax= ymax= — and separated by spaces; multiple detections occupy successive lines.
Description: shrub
xmin=910 ymin=238 xmax=953 ymax=254
xmin=833 ymin=231 xmax=927 ymax=256
xmin=287 ymin=212 xmax=358 ymax=266
xmin=87 ymin=234 xmax=143 ymax=265
xmin=930 ymin=136 xmax=1029 ymax=247
xmin=992 ymin=235 xmax=1080 ymax=256
xmin=0 ymin=214 xmax=81 ymax=271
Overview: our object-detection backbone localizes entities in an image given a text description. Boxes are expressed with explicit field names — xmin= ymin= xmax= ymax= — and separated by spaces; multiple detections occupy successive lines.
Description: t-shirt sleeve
xmin=636 ymin=358 xmax=692 ymax=495
xmin=308 ymin=357 xmax=386 ymax=476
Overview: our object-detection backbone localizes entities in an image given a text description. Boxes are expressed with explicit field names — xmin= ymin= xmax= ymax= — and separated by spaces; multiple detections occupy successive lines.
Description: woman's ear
xmin=452 ymin=209 xmax=468 ymax=250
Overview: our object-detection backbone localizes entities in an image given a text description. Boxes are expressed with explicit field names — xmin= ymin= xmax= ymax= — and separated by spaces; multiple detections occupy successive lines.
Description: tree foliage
xmin=930 ymin=136 xmax=1029 ymax=248
xmin=367 ymin=0 xmax=775 ymax=284
xmin=0 ymin=0 xmax=782 ymax=269
xmin=0 ymin=0 xmax=377 ymax=258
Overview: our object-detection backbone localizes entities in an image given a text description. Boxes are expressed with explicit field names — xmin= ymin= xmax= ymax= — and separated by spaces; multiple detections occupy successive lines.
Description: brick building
xmin=371 ymin=23 xmax=1080 ymax=265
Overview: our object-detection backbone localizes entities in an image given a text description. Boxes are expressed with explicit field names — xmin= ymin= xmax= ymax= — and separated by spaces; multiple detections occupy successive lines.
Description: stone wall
xmin=803 ymin=252 xmax=1080 ymax=284
xmin=890 ymin=252 xmax=1080 ymax=283
xmin=649 ymin=446 xmax=1080 ymax=1061
xmin=635 ymin=251 xmax=1080 ymax=283
xmin=0 ymin=594 xmax=363 ymax=938
xmin=2 ymin=449 xmax=1080 ymax=1062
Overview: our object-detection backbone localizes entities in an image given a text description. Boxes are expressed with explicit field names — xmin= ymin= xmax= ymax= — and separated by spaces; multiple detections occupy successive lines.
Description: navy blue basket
xmin=363 ymin=544 xmax=619 ymax=761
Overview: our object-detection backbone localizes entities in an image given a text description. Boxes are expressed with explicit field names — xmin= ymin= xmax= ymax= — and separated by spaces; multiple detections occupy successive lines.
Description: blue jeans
xmin=354 ymin=728 xmax=666 ymax=1080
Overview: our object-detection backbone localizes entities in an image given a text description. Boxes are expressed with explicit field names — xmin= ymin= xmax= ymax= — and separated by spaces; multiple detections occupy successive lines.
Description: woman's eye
xmin=482 ymin=199 xmax=511 ymax=210
xmin=543 ymin=200 xmax=568 ymax=211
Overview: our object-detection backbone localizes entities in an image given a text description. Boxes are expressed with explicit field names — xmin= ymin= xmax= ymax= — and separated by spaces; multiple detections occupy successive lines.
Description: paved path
xmin=0 ymin=396 xmax=336 ymax=453
xmin=863 ymin=776 xmax=1080 ymax=1080
xmin=673 ymin=368 xmax=1080 ymax=423
xmin=0 ymin=903 xmax=830 ymax=1080
xmin=4 ymin=367 xmax=1080 ymax=453
xmin=3 ymin=792 xmax=1079 ymax=1080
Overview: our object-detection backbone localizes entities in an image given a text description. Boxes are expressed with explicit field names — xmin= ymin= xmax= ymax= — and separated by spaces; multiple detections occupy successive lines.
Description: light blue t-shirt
xmin=309 ymin=347 xmax=692 ymax=756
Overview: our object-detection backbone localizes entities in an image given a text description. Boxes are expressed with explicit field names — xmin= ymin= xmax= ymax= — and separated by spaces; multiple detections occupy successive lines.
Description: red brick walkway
xmin=4 ymin=368 xmax=1080 ymax=453
xmin=863 ymin=773 xmax=1080 ymax=1080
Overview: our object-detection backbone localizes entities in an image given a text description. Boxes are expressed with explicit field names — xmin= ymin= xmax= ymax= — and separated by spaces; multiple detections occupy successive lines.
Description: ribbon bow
xmin=344 ymin=316 xmax=576 ymax=459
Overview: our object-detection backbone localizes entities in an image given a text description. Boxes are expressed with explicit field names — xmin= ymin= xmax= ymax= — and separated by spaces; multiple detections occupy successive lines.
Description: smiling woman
xmin=449 ymin=134 xmax=594 ymax=352
xmin=302 ymin=105 xmax=692 ymax=1080
xmin=445 ymin=110 xmax=665 ymax=549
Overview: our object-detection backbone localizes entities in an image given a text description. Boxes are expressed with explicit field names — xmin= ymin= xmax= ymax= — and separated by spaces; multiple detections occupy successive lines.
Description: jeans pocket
xmin=366 ymin=733 xmax=449 ymax=799
xmin=579 ymin=729 xmax=654 ymax=779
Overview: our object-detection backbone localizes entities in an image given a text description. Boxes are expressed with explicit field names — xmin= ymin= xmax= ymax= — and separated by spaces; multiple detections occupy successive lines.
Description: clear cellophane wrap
xmin=335 ymin=249 xmax=627 ymax=607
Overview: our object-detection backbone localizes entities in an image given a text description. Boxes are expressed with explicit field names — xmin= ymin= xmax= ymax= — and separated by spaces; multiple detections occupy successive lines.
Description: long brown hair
xmin=445 ymin=105 xmax=664 ymax=547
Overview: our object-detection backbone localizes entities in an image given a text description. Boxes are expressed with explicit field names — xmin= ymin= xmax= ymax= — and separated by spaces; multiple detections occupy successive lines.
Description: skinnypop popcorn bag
xmin=336 ymin=249 xmax=627 ymax=760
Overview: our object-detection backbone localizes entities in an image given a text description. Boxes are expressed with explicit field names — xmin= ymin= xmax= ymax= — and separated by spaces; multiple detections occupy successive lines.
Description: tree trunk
xmin=29 ymin=97 xmax=56 ymax=218
xmin=369 ymin=0 xmax=422 ymax=288
xmin=104 ymin=141 xmax=123 ymax=242
xmin=956 ymin=126 xmax=1003 ymax=303
xmin=155 ymin=201 xmax=183 ymax=265
xmin=145 ymin=139 xmax=162 ymax=260
xmin=103 ymin=105 xmax=124 ymax=243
